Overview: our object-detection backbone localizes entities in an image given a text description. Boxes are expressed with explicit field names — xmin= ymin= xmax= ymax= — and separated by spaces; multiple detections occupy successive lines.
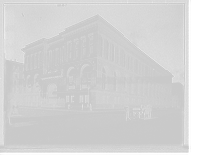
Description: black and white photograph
xmin=1 ymin=1 xmax=189 ymax=153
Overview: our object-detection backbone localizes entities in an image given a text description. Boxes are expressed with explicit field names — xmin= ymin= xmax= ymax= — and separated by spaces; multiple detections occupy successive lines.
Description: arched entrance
xmin=47 ymin=83 xmax=57 ymax=107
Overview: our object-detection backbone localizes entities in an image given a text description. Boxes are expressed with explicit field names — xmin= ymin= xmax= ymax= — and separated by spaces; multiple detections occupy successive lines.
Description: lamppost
xmin=87 ymin=83 xmax=91 ymax=107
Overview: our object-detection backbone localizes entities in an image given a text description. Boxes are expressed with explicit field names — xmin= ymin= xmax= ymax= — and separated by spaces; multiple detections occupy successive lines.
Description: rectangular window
xmin=34 ymin=53 xmax=37 ymax=69
xmin=89 ymin=35 xmax=94 ymax=56
xmin=55 ymin=48 xmax=59 ymax=66
xmin=81 ymin=36 xmax=86 ymax=58
xmin=67 ymin=41 xmax=72 ymax=60
xmin=120 ymin=50 xmax=125 ymax=67
xmin=30 ymin=54 xmax=33 ymax=70
xmin=115 ymin=46 xmax=119 ymax=64
xmin=71 ymin=95 xmax=75 ymax=103
xmin=110 ymin=43 xmax=114 ymax=62
xmin=61 ymin=46 xmax=64 ymax=63
xmin=122 ymin=51 xmax=126 ymax=67
xmin=128 ymin=55 xmax=130 ymax=70
xmin=36 ymin=53 xmax=38 ymax=69
xmin=104 ymin=39 xmax=109 ymax=60
xmin=129 ymin=57 xmax=133 ymax=71
xmin=49 ymin=50 xmax=53 ymax=71
xmin=134 ymin=59 xmax=138 ymax=74
xmin=99 ymin=35 xmax=103 ymax=57
xmin=79 ymin=95 xmax=84 ymax=103
xmin=25 ymin=56 xmax=28 ymax=71
xmin=59 ymin=47 xmax=62 ymax=64
xmin=66 ymin=96 xmax=69 ymax=103
xmin=60 ymin=47 xmax=63 ymax=64
xmin=74 ymin=39 xmax=79 ymax=60
xmin=105 ymin=40 xmax=109 ymax=60
xmin=38 ymin=51 xmax=41 ymax=69
xmin=26 ymin=56 xmax=30 ymax=71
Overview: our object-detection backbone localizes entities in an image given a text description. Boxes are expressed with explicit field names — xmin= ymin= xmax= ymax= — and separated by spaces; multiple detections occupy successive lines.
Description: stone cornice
xmin=60 ymin=15 xmax=100 ymax=35
xmin=64 ymin=23 xmax=97 ymax=40
xmin=47 ymin=35 xmax=64 ymax=44
xmin=22 ymin=38 xmax=47 ymax=52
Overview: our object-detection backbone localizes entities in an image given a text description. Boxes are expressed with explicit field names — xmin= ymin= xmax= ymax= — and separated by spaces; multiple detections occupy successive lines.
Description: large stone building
xmin=4 ymin=60 xmax=24 ymax=109
xmin=20 ymin=15 xmax=173 ymax=111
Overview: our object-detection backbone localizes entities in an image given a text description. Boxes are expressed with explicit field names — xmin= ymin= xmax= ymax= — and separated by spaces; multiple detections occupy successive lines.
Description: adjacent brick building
xmin=4 ymin=60 xmax=24 ymax=109
xmin=17 ymin=15 xmax=173 ymax=111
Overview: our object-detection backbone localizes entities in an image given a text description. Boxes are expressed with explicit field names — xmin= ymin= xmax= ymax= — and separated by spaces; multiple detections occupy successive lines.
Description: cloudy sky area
xmin=4 ymin=4 xmax=185 ymax=83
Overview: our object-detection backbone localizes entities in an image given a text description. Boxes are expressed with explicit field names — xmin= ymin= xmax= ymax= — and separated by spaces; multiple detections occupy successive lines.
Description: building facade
xmin=4 ymin=60 xmax=24 ymax=109
xmin=17 ymin=15 xmax=173 ymax=112
xmin=171 ymin=82 xmax=184 ymax=110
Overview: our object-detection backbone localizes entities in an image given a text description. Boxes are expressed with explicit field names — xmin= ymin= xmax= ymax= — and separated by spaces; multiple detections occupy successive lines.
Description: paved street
xmin=4 ymin=110 xmax=183 ymax=146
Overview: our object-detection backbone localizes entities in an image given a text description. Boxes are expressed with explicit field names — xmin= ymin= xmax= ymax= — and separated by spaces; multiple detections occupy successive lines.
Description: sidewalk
xmin=19 ymin=106 xmax=175 ymax=112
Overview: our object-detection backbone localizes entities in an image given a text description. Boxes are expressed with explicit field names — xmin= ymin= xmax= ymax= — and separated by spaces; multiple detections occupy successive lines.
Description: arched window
xmin=113 ymin=71 xmax=117 ymax=91
xmin=67 ymin=67 xmax=76 ymax=89
xmin=81 ymin=64 xmax=91 ymax=89
xmin=102 ymin=68 xmax=106 ymax=90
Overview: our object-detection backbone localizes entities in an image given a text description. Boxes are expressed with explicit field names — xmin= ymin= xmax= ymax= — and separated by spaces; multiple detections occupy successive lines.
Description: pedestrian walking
xmin=90 ymin=104 xmax=92 ymax=111
xmin=124 ymin=106 xmax=131 ymax=121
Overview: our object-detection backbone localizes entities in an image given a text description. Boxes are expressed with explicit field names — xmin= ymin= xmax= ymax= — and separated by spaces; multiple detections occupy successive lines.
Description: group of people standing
xmin=124 ymin=104 xmax=152 ymax=121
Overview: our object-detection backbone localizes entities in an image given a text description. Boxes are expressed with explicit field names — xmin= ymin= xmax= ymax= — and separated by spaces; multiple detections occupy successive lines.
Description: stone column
xmin=63 ymin=43 xmax=67 ymax=63
xmin=86 ymin=35 xmax=90 ymax=57
xmin=52 ymin=50 xmax=55 ymax=66
xmin=93 ymin=32 xmax=100 ymax=56
xmin=72 ymin=40 xmax=76 ymax=60
xmin=76 ymin=72 xmax=81 ymax=91
xmin=78 ymin=38 xmax=82 ymax=59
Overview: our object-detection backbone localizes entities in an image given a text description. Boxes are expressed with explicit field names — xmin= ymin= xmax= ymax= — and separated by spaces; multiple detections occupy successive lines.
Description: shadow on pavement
xmin=8 ymin=120 xmax=46 ymax=128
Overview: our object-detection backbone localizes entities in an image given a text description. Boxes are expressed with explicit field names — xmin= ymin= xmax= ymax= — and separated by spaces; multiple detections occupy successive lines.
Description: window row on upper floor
xmin=24 ymin=51 xmax=42 ymax=72
xmin=47 ymin=34 xmax=94 ymax=68
xmin=98 ymin=35 xmax=157 ymax=77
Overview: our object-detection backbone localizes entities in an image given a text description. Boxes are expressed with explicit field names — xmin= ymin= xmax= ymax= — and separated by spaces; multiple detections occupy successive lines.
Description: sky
xmin=4 ymin=3 xmax=185 ymax=83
